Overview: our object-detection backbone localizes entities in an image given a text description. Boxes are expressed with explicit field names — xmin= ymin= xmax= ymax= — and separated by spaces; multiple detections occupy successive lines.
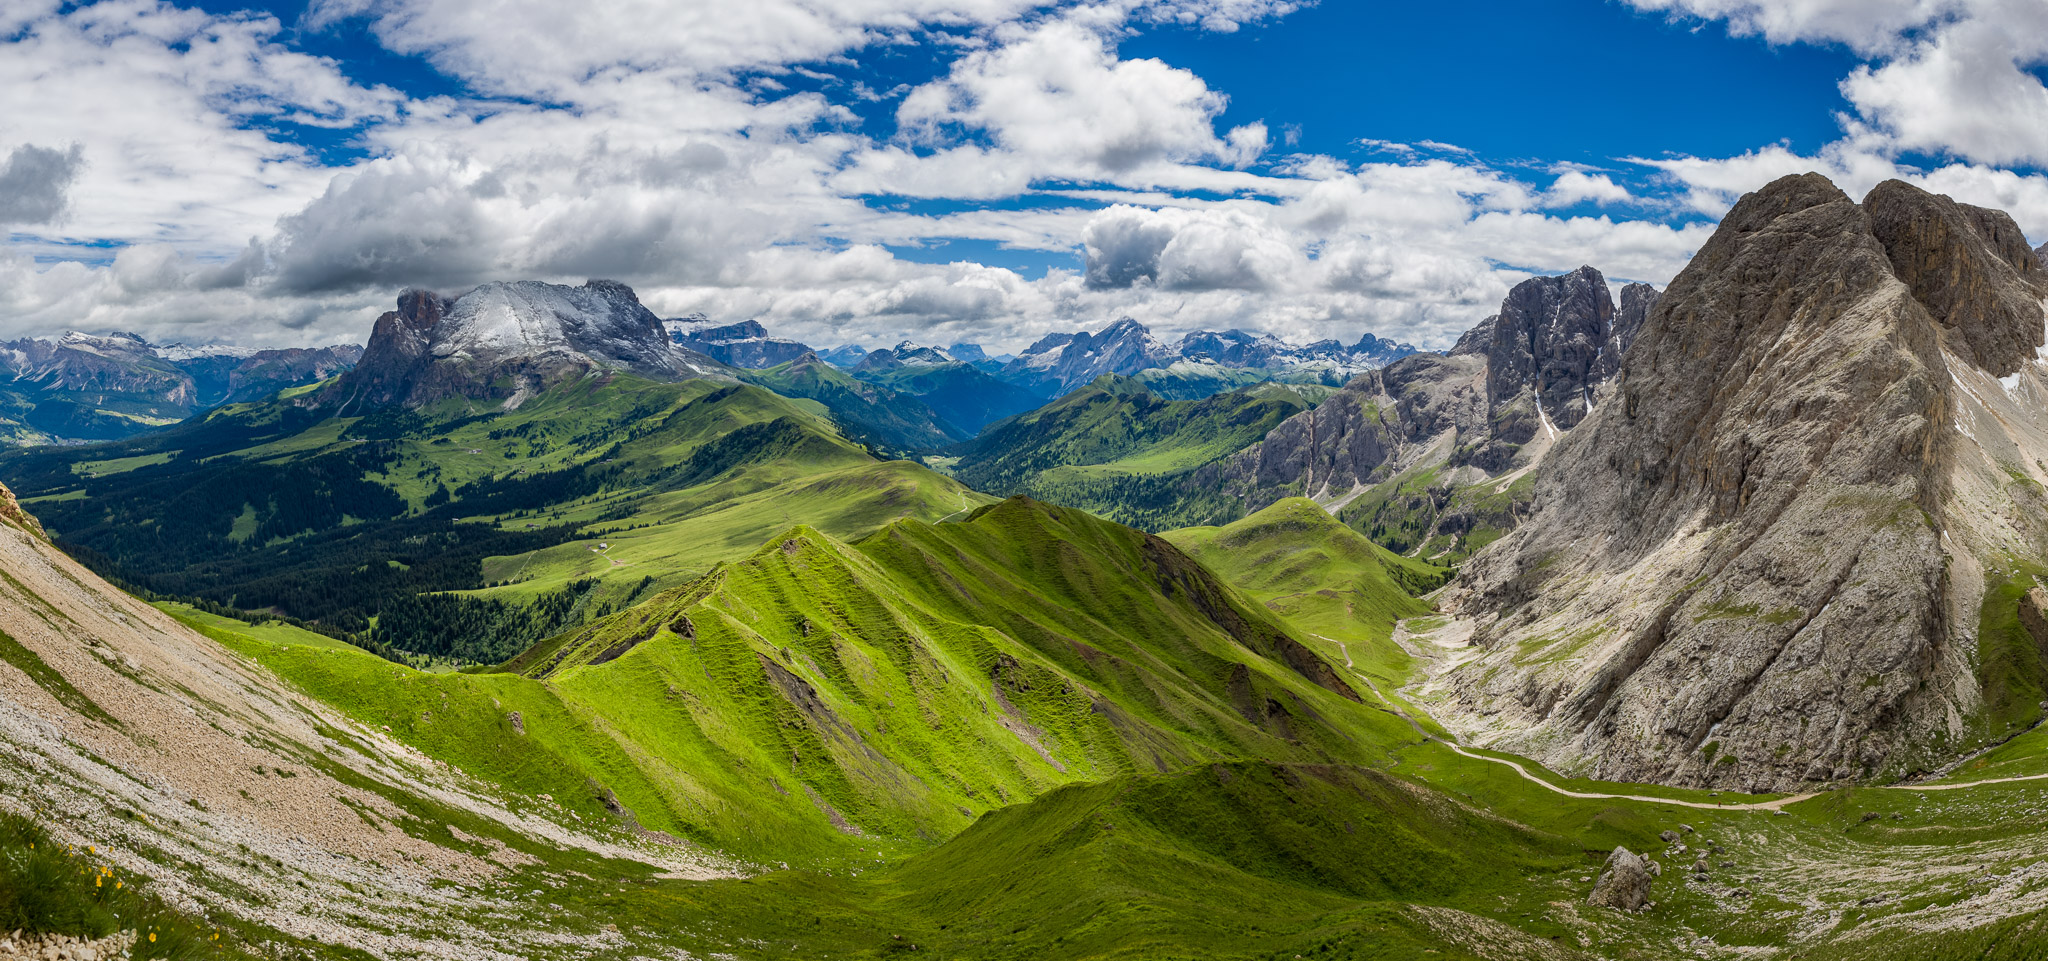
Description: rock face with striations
xmin=1203 ymin=268 xmax=1658 ymax=556
xmin=1437 ymin=174 xmax=2048 ymax=791
xmin=316 ymin=280 xmax=729 ymax=411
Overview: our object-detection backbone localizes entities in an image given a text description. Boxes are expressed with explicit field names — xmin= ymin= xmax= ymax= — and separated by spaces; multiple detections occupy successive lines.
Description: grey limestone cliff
xmin=1435 ymin=174 xmax=2048 ymax=791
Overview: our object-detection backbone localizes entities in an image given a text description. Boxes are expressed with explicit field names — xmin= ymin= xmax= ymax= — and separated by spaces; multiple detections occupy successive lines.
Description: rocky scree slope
xmin=1201 ymin=267 xmax=1659 ymax=558
xmin=315 ymin=280 xmax=730 ymax=411
xmin=1440 ymin=173 xmax=2048 ymax=792
xmin=0 ymin=480 xmax=727 ymax=959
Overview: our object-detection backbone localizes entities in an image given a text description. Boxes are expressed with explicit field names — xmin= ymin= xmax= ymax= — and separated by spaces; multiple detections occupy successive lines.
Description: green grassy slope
xmin=191 ymin=498 xmax=1425 ymax=865
xmin=0 ymin=372 xmax=989 ymax=656
xmin=951 ymin=376 xmax=1317 ymax=530
xmin=1164 ymin=498 xmax=1449 ymax=685
xmin=868 ymin=760 xmax=1582 ymax=960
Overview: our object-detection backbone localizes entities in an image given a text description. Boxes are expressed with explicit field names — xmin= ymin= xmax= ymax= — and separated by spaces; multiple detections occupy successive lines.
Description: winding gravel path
xmin=1319 ymin=632 xmax=2042 ymax=813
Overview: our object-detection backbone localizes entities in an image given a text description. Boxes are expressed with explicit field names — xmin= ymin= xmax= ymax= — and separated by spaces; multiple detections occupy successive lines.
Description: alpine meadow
xmin=9 ymin=2 xmax=2048 ymax=960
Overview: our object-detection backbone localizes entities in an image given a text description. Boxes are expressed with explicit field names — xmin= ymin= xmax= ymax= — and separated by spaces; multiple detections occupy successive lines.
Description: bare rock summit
xmin=1439 ymin=174 xmax=2048 ymax=791
xmin=317 ymin=280 xmax=730 ymax=410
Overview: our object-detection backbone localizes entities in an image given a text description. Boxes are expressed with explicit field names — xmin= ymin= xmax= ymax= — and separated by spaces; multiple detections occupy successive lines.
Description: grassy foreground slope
xmin=951 ymin=376 xmax=1317 ymax=530
xmin=190 ymin=497 xmax=1426 ymax=866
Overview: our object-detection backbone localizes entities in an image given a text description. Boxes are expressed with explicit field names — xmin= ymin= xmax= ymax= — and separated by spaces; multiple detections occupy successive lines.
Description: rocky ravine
xmin=0 ymin=482 xmax=733 ymax=958
xmin=1436 ymin=174 xmax=2048 ymax=792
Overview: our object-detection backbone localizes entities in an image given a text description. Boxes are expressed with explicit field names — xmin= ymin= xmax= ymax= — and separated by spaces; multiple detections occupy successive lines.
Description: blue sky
xmin=1 ymin=0 xmax=2046 ymax=351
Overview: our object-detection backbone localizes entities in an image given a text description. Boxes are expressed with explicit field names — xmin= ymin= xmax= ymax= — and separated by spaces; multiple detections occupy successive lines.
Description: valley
xmin=5 ymin=177 xmax=2048 ymax=961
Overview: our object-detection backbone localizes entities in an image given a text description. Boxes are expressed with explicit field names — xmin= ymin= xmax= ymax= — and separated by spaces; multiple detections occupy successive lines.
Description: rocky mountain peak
xmin=1484 ymin=264 xmax=1615 ymax=433
xmin=1864 ymin=178 xmax=2046 ymax=376
xmin=668 ymin=317 xmax=812 ymax=369
xmin=852 ymin=342 xmax=956 ymax=374
xmin=1439 ymin=172 xmax=2048 ymax=791
xmin=319 ymin=280 xmax=727 ymax=410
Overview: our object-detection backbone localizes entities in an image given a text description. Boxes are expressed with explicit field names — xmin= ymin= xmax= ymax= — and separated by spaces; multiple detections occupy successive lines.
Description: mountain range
xmin=8 ymin=174 xmax=2048 ymax=961
xmin=0 ymin=331 xmax=361 ymax=444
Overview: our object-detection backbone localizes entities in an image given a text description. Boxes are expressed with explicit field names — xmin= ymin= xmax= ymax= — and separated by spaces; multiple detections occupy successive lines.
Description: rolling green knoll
xmin=501 ymin=497 xmax=1422 ymax=860
xmin=1163 ymin=498 xmax=1449 ymax=685
xmin=738 ymin=355 xmax=964 ymax=453
xmin=173 ymin=497 xmax=1430 ymax=866
xmin=0 ymin=372 xmax=989 ymax=655
xmin=951 ymin=376 xmax=1317 ymax=531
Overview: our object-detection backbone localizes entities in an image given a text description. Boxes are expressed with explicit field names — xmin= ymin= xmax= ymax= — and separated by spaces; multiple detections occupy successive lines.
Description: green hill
xmin=951 ymin=376 xmax=1317 ymax=530
xmin=0 ymin=372 xmax=989 ymax=659
xmin=190 ymin=497 xmax=1423 ymax=864
xmin=866 ymin=760 xmax=1581 ymax=960
xmin=1164 ymin=498 xmax=1450 ymax=684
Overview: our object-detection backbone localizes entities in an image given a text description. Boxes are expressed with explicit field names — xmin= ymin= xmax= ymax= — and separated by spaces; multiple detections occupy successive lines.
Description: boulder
xmin=1588 ymin=846 xmax=1655 ymax=912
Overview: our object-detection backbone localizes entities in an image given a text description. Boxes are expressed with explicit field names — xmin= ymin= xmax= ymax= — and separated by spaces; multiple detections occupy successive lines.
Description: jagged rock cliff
xmin=1205 ymin=268 xmax=1658 ymax=557
xmin=316 ymin=280 xmax=730 ymax=411
xmin=1437 ymin=174 xmax=2048 ymax=791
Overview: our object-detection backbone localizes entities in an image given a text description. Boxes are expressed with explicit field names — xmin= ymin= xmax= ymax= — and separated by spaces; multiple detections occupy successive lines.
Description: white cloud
xmin=893 ymin=12 xmax=1268 ymax=180
xmin=0 ymin=0 xmax=397 ymax=254
xmin=12 ymin=0 xmax=2044 ymax=360
xmin=1628 ymin=0 xmax=2048 ymax=169
xmin=1840 ymin=6 xmax=2048 ymax=168
xmin=1622 ymin=0 xmax=1957 ymax=55
xmin=309 ymin=0 xmax=1056 ymax=99
xmin=1543 ymin=171 xmax=1632 ymax=207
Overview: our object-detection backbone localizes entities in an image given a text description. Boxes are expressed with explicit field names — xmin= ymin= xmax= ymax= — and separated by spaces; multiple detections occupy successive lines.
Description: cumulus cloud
xmin=1630 ymin=0 xmax=2048 ymax=169
xmin=269 ymin=152 xmax=496 ymax=295
xmin=0 ymin=0 xmax=398 ymax=253
xmin=893 ymin=12 xmax=1268 ymax=180
xmin=1840 ymin=6 xmax=2048 ymax=168
xmin=8 ymin=0 xmax=2047 ymax=357
xmin=1544 ymin=170 xmax=1632 ymax=207
xmin=0 ymin=143 xmax=84 ymax=225
xmin=309 ymin=0 xmax=1056 ymax=99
